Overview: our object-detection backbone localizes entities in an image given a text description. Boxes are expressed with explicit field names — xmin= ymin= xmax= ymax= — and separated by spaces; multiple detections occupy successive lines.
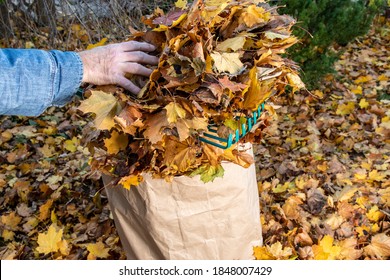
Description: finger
xmin=122 ymin=62 xmax=153 ymax=77
xmin=120 ymin=41 xmax=156 ymax=52
xmin=121 ymin=51 xmax=159 ymax=65
xmin=116 ymin=76 xmax=141 ymax=95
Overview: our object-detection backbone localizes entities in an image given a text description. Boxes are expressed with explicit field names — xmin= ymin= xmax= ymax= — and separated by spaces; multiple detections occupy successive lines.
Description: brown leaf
xmin=294 ymin=230 xmax=313 ymax=247
xmin=363 ymin=233 xmax=390 ymax=259
xmin=1 ymin=212 xmax=22 ymax=231
xmin=339 ymin=238 xmax=363 ymax=260
xmin=143 ymin=111 xmax=169 ymax=144
xmin=307 ymin=188 xmax=326 ymax=215
xmin=282 ymin=196 xmax=302 ymax=220
xmin=163 ymin=137 xmax=202 ymax=173
xmin=152 ymin=8 xmax=187 ymax=26
xmin=39 ymin=199 xmax=54 ymax=221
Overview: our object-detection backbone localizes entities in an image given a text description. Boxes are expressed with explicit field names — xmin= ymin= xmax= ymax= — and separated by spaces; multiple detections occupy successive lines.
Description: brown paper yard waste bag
xmin=103 ymin=144 xmax=262 ymax=260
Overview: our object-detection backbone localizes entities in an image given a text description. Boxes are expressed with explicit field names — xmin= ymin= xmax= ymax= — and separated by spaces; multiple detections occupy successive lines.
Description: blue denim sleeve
xmin=0 ymin=49 xmax=83 ymax=116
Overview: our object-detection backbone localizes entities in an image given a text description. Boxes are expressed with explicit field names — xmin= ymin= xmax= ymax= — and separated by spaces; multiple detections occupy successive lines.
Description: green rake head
xmin=199 ymin=102 xmax=265 ymax=149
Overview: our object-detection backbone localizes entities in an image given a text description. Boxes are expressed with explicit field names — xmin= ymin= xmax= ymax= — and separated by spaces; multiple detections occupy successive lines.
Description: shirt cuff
xmin=49 ymin=50 xmax=84 ymax=107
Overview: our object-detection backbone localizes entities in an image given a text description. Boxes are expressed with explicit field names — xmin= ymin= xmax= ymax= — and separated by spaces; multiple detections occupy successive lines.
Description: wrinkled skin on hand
xmin=78 ymin=41 xmax=159 ymax=95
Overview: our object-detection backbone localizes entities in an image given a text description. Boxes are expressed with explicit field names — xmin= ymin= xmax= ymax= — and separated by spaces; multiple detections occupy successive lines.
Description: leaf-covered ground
xmin=254 ymin=17 xmax=390 ymax=260
xmin=0 ymin=17 xmax=389 ymax=260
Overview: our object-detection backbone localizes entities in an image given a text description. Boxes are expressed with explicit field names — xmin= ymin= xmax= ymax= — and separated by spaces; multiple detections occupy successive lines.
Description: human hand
xmin=78 ymin=41 xmax=159 ymax=94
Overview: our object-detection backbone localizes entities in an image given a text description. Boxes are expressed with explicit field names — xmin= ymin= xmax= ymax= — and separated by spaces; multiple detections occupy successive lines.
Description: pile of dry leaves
xmin=78 ymin=0 xmax=305 ymax=187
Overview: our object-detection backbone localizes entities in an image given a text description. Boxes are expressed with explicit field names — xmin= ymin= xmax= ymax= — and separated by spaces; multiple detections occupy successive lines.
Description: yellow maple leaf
xmin=42 ymin=126 xmax=57 ymax=135
xmin=240 ymin=5 xmax=270 ymax=28
xmin=356 ymin=196 xmax=369 ymax=209
xmin=354 ymin=172 xmax=367 ymax=181
xmin=371 ymin=223 xmax=380 ymax=233
xmin=78 ymin=90 xmax=122 ymax=130
xmin=295 ymin=176 xmax=306 ymax=190
xmin=165 ymin=102 xmax=187 ymax=123
xmin=253 ymin=246 xmax=276 ymax=260
xmin=86 ymin=38 xmax=107 ymax=50
xmin=356 ymin=225 xmax=371 ymax=237
xmin=63 ymin=137 xmax=79 ymax=153
xmin=119 ymin=174 xmax=144 ymax=190
xmin=354 ymin=75 xmax=372 ymax=84
xmin=336 ymin=102 xmax=355 ymax=115
xmin=312 ymin=235 xmax=341 ymax=260
xmin=36 ymin=224 xmax=65 ymax=255
xmin=86 ymin=241 xmax=110 ymax=259
xmin=312 ymin=90 xmax=324 ymax=99
xmin=175 ymin=0 xmax=187 ymax=9
xmin=359 ymin=98 xmax=369 ymax=109
xmin=368 ymin=170 xmax=386 ymax=182
xmin=351 ymin=85 xmax=363 ymax=95
xmin=210 ymin=52 xmax=244 ymax=74
xmin=57 ymin=239 xmax=70 ymax=256
xmin=2 ymin=229 xmax=15 ymax=241
xmin=104 ymin=130 xmax=129 ymax=155
xmin=366 ymin=206 xmax=384 ymax=222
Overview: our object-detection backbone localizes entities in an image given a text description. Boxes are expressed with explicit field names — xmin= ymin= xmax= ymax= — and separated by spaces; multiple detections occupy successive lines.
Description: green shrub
xmin=274 ymin=0 xmax=386 ymax=89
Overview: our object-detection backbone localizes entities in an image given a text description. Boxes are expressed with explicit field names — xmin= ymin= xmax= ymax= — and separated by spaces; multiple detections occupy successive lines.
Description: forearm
xmin=0 ymin=41 xmax=157 ymax=117
xmin=0 ymin=49 xmax=83 ymax=116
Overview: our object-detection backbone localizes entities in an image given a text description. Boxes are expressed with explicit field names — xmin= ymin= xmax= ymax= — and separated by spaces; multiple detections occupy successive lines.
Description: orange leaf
xmin=39 ymin=199 xmax=53 ymax=221
xmin=243 ymin=67 xmax=272 ymax=110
